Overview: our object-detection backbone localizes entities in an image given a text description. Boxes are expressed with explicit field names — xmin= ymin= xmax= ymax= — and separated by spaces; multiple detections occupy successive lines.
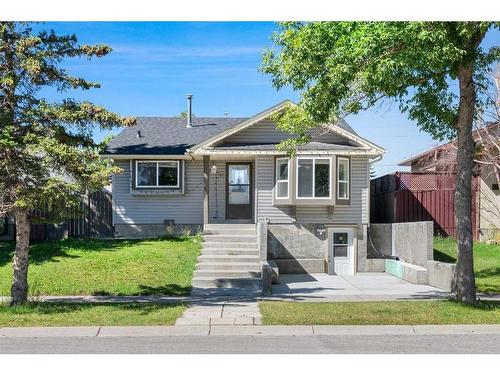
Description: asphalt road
xmin=1 ymin=334 xmax=499 ymax=354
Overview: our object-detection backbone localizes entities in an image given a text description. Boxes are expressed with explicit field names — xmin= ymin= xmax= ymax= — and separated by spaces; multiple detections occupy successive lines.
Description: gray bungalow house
xmin=102 ymin=98 xmax=384 ymax=292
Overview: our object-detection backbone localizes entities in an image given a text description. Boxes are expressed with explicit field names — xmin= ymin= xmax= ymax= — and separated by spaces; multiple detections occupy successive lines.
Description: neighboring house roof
xmin=398 ymin=143 xmax=451 ymax=167
xmin=102 ymin=117 xmax=247 ymax=155
xmin=102 ymin=100 xmax=385 ymax=157
xmin=399 ymin=122 xmax=500 ymax=167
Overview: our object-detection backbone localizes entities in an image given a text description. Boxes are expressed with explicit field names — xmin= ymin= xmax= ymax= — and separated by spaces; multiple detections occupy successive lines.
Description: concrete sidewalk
xmin=1 ymin=324 xmax=499 ymax=337
xmin=175 ymin=299 xmax=261 ymax=326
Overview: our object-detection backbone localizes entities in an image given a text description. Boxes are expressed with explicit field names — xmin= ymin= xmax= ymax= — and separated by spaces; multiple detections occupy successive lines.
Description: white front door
xmin=328 ymin=228 xmax=355 ymax=275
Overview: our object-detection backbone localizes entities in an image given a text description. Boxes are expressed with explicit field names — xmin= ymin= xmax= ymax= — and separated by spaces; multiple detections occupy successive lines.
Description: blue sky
xmin=37 ymin=22 xmax=500 ymax=176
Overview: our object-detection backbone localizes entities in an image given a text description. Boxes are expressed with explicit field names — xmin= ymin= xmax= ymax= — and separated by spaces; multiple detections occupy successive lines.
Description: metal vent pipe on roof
xmin=186 ymin=94 xmax=193 ymax=128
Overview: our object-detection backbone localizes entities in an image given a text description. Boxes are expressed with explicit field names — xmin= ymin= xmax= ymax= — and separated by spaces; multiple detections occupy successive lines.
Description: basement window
xmin=136 ymin=161 xmax=180 ymax=188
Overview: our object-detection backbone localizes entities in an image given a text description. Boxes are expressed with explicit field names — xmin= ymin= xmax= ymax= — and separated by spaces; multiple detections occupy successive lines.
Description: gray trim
xmin=203 ymin=156 xmax=209 ymax=225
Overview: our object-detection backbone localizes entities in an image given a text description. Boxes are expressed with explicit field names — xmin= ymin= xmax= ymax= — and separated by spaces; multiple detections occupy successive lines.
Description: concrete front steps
xmin=191 ymin=224 xmax=262 ymax=296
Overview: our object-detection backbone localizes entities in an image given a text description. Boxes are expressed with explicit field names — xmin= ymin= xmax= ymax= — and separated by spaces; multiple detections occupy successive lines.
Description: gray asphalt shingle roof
xmin=336 ymin=119 xmax=358 ymax=136
xmin=102 ymin=117 xmax=248 ymax=155
xmin=101 ymin=112 xmax=363 ymax=156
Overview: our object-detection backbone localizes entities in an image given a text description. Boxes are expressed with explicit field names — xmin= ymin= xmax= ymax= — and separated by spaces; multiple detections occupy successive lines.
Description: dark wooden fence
xmin=370 ymin=172 xmax=479 ymax=240
xmin=29 ymin=190 xmax=113 ymax=242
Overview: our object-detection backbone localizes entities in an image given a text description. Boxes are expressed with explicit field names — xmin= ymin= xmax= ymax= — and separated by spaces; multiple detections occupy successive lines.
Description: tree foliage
xmin=262 ymin=22 xmax=500 ymax=304
xmin=0 ymin=22 xmax=135 ymax=220
xmin=262 ymin=22 xmax=499 ymax=146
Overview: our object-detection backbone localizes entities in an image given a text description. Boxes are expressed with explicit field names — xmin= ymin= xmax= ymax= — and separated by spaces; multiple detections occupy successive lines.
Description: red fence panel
xmin=371 ymin=172 xmax=479 ymax=240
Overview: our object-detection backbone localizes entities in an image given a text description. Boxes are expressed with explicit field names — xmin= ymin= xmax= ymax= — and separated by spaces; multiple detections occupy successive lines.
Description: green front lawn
xmin=259 ymin=300 xmax=500 ymax=325
xmin=0 ymin=237 xmax=200 ymax=296
xmin=0 ymin=302 xmax=185 ymax=326
xmin=434 ymin=237 xmax=500 ymax=294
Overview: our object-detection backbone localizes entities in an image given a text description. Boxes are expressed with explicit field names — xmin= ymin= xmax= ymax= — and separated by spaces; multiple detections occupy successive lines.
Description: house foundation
xmin=114 ymin=223 xmax=202 ymax=238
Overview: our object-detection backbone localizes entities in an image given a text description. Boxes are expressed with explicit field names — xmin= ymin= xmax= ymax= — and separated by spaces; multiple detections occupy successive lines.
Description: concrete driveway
xmin=268 ymin=273 xmax=449 ymax=301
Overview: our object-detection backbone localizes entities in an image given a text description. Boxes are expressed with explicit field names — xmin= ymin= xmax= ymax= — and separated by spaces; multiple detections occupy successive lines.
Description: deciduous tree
xmin=262 ymin=22 xmax=500 ymax=304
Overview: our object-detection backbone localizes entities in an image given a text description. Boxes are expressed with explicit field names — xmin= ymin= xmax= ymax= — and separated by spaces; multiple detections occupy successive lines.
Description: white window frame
xmin=337 ymin=157 xmax=350 ymax=200
xmin=332 ymin=230 xmax=349 ymax=259
xmin=275 ymin=158 xmax=290 ymax=199
xmin=136 ymin=160 xmax=180 ymax=188
xmin=296 ymin=157 xmax=332 ymax=199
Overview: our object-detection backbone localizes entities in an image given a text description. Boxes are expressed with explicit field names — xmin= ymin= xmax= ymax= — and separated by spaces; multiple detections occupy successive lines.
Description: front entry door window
xmin=328 ymin=228 xmax=355 ymax=275
xmin=226 ymin=164 xmax=252 ymax=220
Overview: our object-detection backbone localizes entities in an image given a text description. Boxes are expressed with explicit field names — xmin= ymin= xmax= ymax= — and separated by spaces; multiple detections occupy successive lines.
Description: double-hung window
xmin=136 ymin=161 xmax=180 ymax=188
xmin=275 ymin=158 xmax=289 ymax=199
xmin=337 ymin=157 xmax=350 ymax=200
xmin=296 ymin=157 xmax=331 ymax=199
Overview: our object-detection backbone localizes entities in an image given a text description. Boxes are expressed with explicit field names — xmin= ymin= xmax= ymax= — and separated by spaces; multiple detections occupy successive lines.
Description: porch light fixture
xmin=210 ymin=165 xmax=217 ymax=174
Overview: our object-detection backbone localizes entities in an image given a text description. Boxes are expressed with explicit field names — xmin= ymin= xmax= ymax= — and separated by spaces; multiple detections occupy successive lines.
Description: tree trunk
xmin=454 ymin=64 xmax=477 ymax=304
xmin=10 ymin=208 xmax=30 ymax=306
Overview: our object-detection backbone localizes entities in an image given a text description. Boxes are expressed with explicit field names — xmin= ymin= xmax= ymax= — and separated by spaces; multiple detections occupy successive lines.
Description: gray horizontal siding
xmin=223 ymin=120 xmax=351 ymax=145
xmin=224 ymin=120 xmax=289 ymax=144
xmin=112 ymin=160 xmax=204 ymax=225
xmin=308 ymin=128 xmax=351 ymax=145
xmin=255 ymin=155 xmax=369 ymax=224
xmin=256 ymin=156 xmax=295 ymax=223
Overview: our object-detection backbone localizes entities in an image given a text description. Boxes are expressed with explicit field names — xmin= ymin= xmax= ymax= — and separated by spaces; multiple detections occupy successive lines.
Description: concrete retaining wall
xmin=267 ymin=223 xmax=367 ymax=274
xmin=369 ymin=221 xmax=433 ymax=266
xmin=385 ymin=259 xmax=429 ymax=285
xmin=268 ymin=224 xmax=326 ymax=260
xmin=114 ymin=224 xmax=202 ymax=238
xmin=267 ymin=224 xmax=326 ymax=274
xmin=426 ymin=260 xmax=456 ymax=292
xmin=368 ymin=222 xmax=457 ymax=291
xmin=366 ymin=259 xmax=385 ymax=272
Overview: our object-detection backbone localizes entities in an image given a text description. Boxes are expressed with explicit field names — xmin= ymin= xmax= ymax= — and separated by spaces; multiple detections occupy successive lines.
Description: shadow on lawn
xmin=476 ymin=267 xmax=500 ymax=294
xmin=92 ymin=283 xmax=192 ymax=296
xmin=0 ymin=237 xmax=193 ymax=267
xmin=1 ymin=302 xmax=184 ymax=315
xmin=433 ymin=249 xmax=456 ymax=263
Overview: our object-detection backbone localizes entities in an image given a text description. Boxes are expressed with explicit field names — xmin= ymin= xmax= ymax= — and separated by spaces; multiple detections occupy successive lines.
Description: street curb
xmin=1 ymin=324 xmax=499 ymax=338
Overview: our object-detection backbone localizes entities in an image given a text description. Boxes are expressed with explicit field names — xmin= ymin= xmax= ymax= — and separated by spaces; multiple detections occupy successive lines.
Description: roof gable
xmin=190 ymin=101 xmax=384 ymax=155
xmin=101 ymin=100 xmax=385 ymax=157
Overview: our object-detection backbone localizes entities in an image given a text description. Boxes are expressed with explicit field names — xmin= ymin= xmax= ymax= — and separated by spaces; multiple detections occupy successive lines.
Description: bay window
xmin=337 ymin=157 xmax=350 ymax=200
xmin=275 ymin=158 xmax=289 ymax=199
xmin=136 ymin=160 xmax=180 ymax=188
xmin=296 ymin=157 xmax=331 ymax=199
